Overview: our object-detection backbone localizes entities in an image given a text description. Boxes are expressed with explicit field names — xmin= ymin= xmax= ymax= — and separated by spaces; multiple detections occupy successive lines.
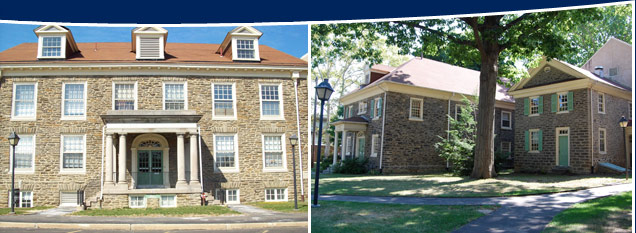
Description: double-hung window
xmin=358 ymin=101 xmax=367 ymax=114
xmin=41 ymin=37 xmax=62 ymax=57
xmin=371 ymin=134 xmax=379 ymax=157
xmin=214 ymin=134 xmax=238 ymax=172
xmin=12 ymin=83 xmax=37 ymax=120
xmin=260 ymin=84 xmax=283 ymax=119
xmin=530 ymin=97 xmax=540 ymax=115
xmin=236 ymin=40 xmax=255 ymax=59
xmin=212 ymin=83 xmax=236 ymax=119
xmin=113 ymin=83 xmax=136 ymax=110
xmin=263 ymin=135 xmax=286 ymax=171
xmin=409 ymin=98 xmax=423 ymax=120
xmin=11 ymin=135 xmax=35 ymax=173
xmin=62 ymin=83 xmax=86 ymax=119
xmin=599 ymin=128 xmax=607 ymax=154
xmin=164 ymin=82 xmax=186 ymax=110
xmin=557 ymin=92 xmax=569 ymax=112
xmin=501 ymin=111 xmax=512 ymax=129
xmin=373 ymin=97 xmax=383 ymax=120
xmin=598 ymin=93 xmax=605 ymax=113
xmin=265 ymin=188 xmax=287 ymax=202
xmin=60 ymin=135 xmax=86 ymax=173
xmin=529 ymin=130 xmax=541 ymax=152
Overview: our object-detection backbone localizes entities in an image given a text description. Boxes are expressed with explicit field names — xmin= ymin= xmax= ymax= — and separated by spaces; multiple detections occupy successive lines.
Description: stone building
xmin=508 ymin=52 xmax=632 ymax=174
xmin=333 ymin=57 xmax=515 ymax=174
xmin=0 ymin=25 xmax=308 ymax=208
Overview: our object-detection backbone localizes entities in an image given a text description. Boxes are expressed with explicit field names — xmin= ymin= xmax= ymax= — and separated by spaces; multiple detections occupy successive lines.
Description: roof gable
xmin=33 ymin=25 xmax=79 ymax=54
xmin=217 ymin=26 xmax=263 ymax=55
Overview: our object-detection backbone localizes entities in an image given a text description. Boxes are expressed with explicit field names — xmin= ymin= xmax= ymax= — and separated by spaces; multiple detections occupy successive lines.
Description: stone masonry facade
xmin=0 ymin=75 xmax=309 ymax=207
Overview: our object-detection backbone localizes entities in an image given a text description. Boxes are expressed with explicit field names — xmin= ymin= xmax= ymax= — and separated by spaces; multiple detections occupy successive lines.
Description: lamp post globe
xmin=8 ymin=132 xmax=20 ymax=214
xmin=313 ymin=79 xmax=333 ymax=207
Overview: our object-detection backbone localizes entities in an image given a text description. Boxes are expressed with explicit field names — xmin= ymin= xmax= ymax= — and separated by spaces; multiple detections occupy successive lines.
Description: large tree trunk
xmin=471 ymin=42 xmax=500 ymax=179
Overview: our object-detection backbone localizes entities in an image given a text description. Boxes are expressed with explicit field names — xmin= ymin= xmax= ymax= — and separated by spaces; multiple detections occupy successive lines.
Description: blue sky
xmin=0 ymin=23 xmax=309 ymax=58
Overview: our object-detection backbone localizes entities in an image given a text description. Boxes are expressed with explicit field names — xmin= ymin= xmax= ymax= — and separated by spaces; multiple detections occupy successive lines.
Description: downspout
xmin=447 ymin=93 xmax=456 ymax=169
xmin=100 ymin=125 xmax=105 ymax=202
xmin=379 ymin=86 xmax=388 ymax=171
xmin=292 ymin=73 xmax=305 ymax=198
xmin=198 ymin=126 xmax=203 ymax=191
xmin=589 ymin=82 xmax=598 ymax=173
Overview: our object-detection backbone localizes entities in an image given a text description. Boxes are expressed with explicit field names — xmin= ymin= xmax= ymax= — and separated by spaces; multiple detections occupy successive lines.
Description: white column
xmin=176 ymin=133 xmax=188 ymax=189
xmin=333 ymin=131 xmax=339 ymax=165
xmin=131 ymin=148 xmax=137 ymax=189
xmin=117 ymin=134 xmax=127 ymax=188
xmin=104 ymin=134 xmax=114 ymax=186
xmin=112 ymin=143 xmax=117 ymax=183
xmin=189 ymin=134 xmax=200 ymax=187
xmin=162 ymin=148 xmax=170 ymax=188
xmin=342 ymin=130 xmax=348 ymax=159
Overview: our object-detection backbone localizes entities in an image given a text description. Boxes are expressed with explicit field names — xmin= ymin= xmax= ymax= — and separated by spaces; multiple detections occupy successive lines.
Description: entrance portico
xmin=101 ymin=110 xmax=202 ymax=194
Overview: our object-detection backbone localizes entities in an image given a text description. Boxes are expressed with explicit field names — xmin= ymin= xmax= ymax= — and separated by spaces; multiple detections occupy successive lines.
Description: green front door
xmin=138 ymin=150 xmax=163 ymax=187
xmin=558 ymin=135 xmax=569 ymax=166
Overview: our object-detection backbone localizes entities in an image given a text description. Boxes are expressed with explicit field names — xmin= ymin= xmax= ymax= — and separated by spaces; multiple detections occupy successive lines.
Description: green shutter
xmin=524 ymin=98 xmax=529 ymax=116
xmin=567 ymin=91 xmax=574 ymax=111
xmin=538 ymin=96 xmax=544 ymax=114
xmin=378 ymin=98 xmax=383 ymax=117
xmin=369 ymin=99 xmax=375 ymax=118
xmin=551 ymin=94 xmax=557 ymax=113
xmin=524 ymin=131 xmax=529 ymax=151
xmin=538 ymin=130 xmax=543 ymax=151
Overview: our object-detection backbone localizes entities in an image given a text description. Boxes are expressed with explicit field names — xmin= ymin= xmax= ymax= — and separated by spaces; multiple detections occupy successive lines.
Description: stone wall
xmin=524 ymin=64 xmax=578 ymax=89
xmin=590 ymin=90 xmax=631 ymax=170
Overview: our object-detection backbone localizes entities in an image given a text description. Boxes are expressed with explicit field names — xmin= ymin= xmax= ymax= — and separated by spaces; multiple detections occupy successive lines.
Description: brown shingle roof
xmin=0 ymin=42 xmax=307 ymax=67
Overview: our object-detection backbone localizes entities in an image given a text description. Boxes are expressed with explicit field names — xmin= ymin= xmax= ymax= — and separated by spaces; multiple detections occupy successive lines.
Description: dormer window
xmin=34 ymin=25 xmax=79 ymax=59
xmin=42 ymin=37 xmax=62 ymax=57
xmin=217 ymin=26 xmax=263 ymax=62
xmin=236 ymin=39 xmax=255 ymax=59
xmin=132 ymin=27 xmax=168 ymax=60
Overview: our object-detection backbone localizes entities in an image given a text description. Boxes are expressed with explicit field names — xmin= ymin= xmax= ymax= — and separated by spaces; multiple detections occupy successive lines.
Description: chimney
xmin=594 ymin=66 xmax=604 ymax=77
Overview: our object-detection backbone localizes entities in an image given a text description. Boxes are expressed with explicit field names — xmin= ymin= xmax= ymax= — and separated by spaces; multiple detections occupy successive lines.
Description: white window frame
xmin=129 ymin=195 xmax=146 ymax=208
xmin=409 ymin=98 xmax=424 ymax=121
xmin=11 ymin=82 xmax=38 ymax=121
xmin=373 ymin=97 xmax=382 ymax=120
xmin=213 ymin=133 xmax=239 ymax=173
xmin=598 ymin=93 xmax=605 ymax=114
xmin=135 ymin=35 xmax=165 ymax=60
xmin=262 ymin=134 xmax=287 ymax=172
xmin=348 ymin=105 xmax=354 ymax=118
xmin=501 ymin=141 xmax=512 ymax=153
xmin=211 ymin=83 xmax=237 ymax=120
xmin=37 ymin=36 xmax=66 ymax=59
xmin=159 ymin=195 xmax=177 ymax=208
xmin=599 ymin=128 xmax=607 ymax=154
xmin=358 ymin=101 xmax=367 ymax=114
xmin=345 ymin=135 xmax=353 ymax=156
xmin=371 ymin=134 xmax=379 ymax=157
xmin=258 ymin=83 xmax=284 ymax=120
xmin=59 ymin=134 xmax=86 ymax=174
xmin=556 ymin=92 xmax=569 ymax=113
xmin=529 ymin=129 xmax=540 ymax=153
xmin=501 ymin=111 xmax=512 ymax=130
xmin=455 ymin=104 xmax=463 ymax=120
xmin=225 ymin=189 xmax=240 ymax=204
xmin=112 ymin=82 xmax=138 ymax=110
xmin=529 ymin=96 xmax=540 ymax=116
xmin=232 ymin=37 xmax=260 ymax=61
xmin=61 ymin=82 xmax=87 ymax=120
xmin=162 ymin=81 xmax=188 ymax=110
xmin=357 ymin=136 xmax=365 ymax=157
xmin=555 ymin=127 xmax=570 ymax=166
xmin=264 ymin=188 xmax=288 ymax=202
xmin=8 ymin=191 xmax=33 ymax=208
xmin=9 ymin=134 xmax=35 ymax=174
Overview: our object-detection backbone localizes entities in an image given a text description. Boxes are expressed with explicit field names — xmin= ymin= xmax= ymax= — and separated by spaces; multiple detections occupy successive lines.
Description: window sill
xmin=212 ymin=117 xmax=237 ymax=121
xmin=8 ymin=170 xmax=35 ymax=175
xmin=556 ymin=111 xmax=569 ymax=114
xmin=528 ymin=114 xmax=540 ymax=117
xmin=10 ymin=117 xmax=37 ymax=121
xmin=501 ymin=127 xmax=512 ymax=130
xmin=598 ymin=111 xmax=606 ymax=114
xmin=528 ymin=151 xmax=540 ymax=154
xmin=409 ymin=117 xmax=423 ymax=121
xmin=599 ymin=152 xmax=607 ymax=155
xmin=372 ymin=117 xmax=380 ymax=121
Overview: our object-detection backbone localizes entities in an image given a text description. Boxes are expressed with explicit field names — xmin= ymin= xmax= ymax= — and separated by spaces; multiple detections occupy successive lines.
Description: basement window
xmin=265 ymin=188 xmax=287 ymax=202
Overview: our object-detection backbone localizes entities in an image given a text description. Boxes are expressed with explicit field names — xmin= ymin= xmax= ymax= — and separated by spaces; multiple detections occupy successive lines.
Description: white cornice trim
xmin=509 ymin=78 xmax=631 ymax=100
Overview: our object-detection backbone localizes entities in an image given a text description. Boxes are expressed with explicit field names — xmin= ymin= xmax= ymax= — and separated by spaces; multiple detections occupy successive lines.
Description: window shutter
xmin=378 ymin=98 xmax=383 ymax=117
xmin=567 ymin=91 xmax=573 ymax=111
xmin=139 ymin=37 xmax=161 ymax=58
xmin=551 ymin=94 xmax=557 ymax=113
xmin=538 ymin=96 xmax=544 ymax=114
xmin=538 ymin=130 xmax=543 ymax=151
xmin=524 ymin=98 xmax=529 ymax=116
xmin=369 ymin=99 xmax=375 ymax=118
xmin=524 ymin=131 xmax=529 ymax=151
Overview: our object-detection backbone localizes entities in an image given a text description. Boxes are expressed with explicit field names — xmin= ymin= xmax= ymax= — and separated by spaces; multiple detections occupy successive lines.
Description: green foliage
xmin=326 ymin=105 xmax=343 ymax=143
xmin=333 ymin=157 xmax=369 ymax=174
xmin=434 ymin=96 xmax=477 ymax=176
xmin=320 ymin=154 xmax=333 ymax=172
xmin=494 ymin=151 xmax=509 ymax=173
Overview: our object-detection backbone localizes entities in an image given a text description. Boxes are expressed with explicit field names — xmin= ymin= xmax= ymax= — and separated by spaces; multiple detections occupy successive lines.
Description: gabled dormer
xmin=217 ymin=26 xmax=263 ymax=62
xmin=34 ymin=25 xmax=79 ymax=59
xmin=131 ymin=27 xmax=168 ymax=60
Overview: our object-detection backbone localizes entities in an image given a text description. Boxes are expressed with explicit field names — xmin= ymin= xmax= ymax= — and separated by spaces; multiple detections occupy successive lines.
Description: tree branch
xmin=502 ymin=13 xmax=530 ymax=31
xmin=393 ymin=21 xmax=477 ymax=49
xmin=459 ymin=17 xmax=485 ymax=53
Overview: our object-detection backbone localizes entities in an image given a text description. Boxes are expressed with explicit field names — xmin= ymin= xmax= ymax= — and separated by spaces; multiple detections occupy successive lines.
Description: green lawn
xmin=312 ymin=201 xmax=497 ymax=233
xmin=315 ymin=171 xmax=630 ymax=197
xmin=248 ymin=201 xmax=308 ymax=213
xmin=72 ymin=205 xmax=240 ymax=217
xmin=543 ymin=191 xmax=632 ymax=233
xmin=0 ymin=206 xmax=53 ymax=215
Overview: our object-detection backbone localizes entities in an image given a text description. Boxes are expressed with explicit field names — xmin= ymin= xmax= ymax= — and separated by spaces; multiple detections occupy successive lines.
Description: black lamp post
xmin=619 ymin=116 xmax=629 ymax=180
xmin=312 ymin=79 xmax=334 ymax=207
xmin=8 ymin=132 xmax=20 ymax=214
xmin=289 ymin=135 xmax=299 ymax=210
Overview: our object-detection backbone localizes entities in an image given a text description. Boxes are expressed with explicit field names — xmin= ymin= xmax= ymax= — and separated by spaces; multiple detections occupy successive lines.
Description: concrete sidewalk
xmin=319 ymin=183 xmax=632 ymax=233
xmin=0 ymin=205 xmax=307 ymax=231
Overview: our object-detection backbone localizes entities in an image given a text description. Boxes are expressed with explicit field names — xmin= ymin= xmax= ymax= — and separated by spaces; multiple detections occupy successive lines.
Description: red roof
xmin=0 ymin=42 xmax=307 ymax=67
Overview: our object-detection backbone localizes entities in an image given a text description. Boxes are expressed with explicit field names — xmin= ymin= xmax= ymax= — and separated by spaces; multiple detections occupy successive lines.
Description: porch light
xmin=289 ymin=135 xmax=298 ymax=146
xmin=619 ymin=115 xmax=629 ymax=180
xmin=8 ymin=132 xmax=20 ymax=146
xmin=315 ymin=79 xmax=334 ymax=101
xmin=619 ymin=116 xmax=628 ymax=128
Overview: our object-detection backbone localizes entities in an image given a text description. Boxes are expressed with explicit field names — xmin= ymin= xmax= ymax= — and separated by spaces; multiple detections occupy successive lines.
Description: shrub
xmin=334 ymin=157 xmax=368 ymax=174
xmin=435 ymin=96 xmax=477 ymax=176
xmin=320 ymin=154 xmax=333 ymax=172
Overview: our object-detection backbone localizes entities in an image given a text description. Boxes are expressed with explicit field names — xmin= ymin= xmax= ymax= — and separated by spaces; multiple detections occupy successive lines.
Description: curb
xmin=0 ymin=221 xmax=308 ymax=230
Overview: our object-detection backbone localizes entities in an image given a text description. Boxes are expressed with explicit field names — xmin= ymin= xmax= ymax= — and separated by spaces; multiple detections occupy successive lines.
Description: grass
xmin=315 ymin=171 xmax=630 ymax=198
xmin=0 ymin=206 xmax=53 ymax=215
xmin=71 ymin=205 xmax=240 ymax=217
xmin=543 ymin=191 xmax=632 ymax=233
xmin=311 ymin=201 xmax=497 ymax=233
xmin=249 ymin=201 xmax=308 ymax=213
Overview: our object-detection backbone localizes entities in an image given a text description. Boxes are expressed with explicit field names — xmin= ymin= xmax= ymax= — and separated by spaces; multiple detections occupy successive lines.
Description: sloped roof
xmin=0 ymin=42 xmax=307 ymax=67
xmin=332 ymin=116 xmax=369 ymax=124
xmin=365 ymin=57 xmax=514 ymax=102
xmin=371 ymin=64 xmax=395 ymax=73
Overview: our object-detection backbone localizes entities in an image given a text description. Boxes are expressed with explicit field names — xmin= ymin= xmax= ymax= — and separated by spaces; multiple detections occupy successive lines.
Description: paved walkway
xmin=319 ymin=183 xmax=632 ymax=233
